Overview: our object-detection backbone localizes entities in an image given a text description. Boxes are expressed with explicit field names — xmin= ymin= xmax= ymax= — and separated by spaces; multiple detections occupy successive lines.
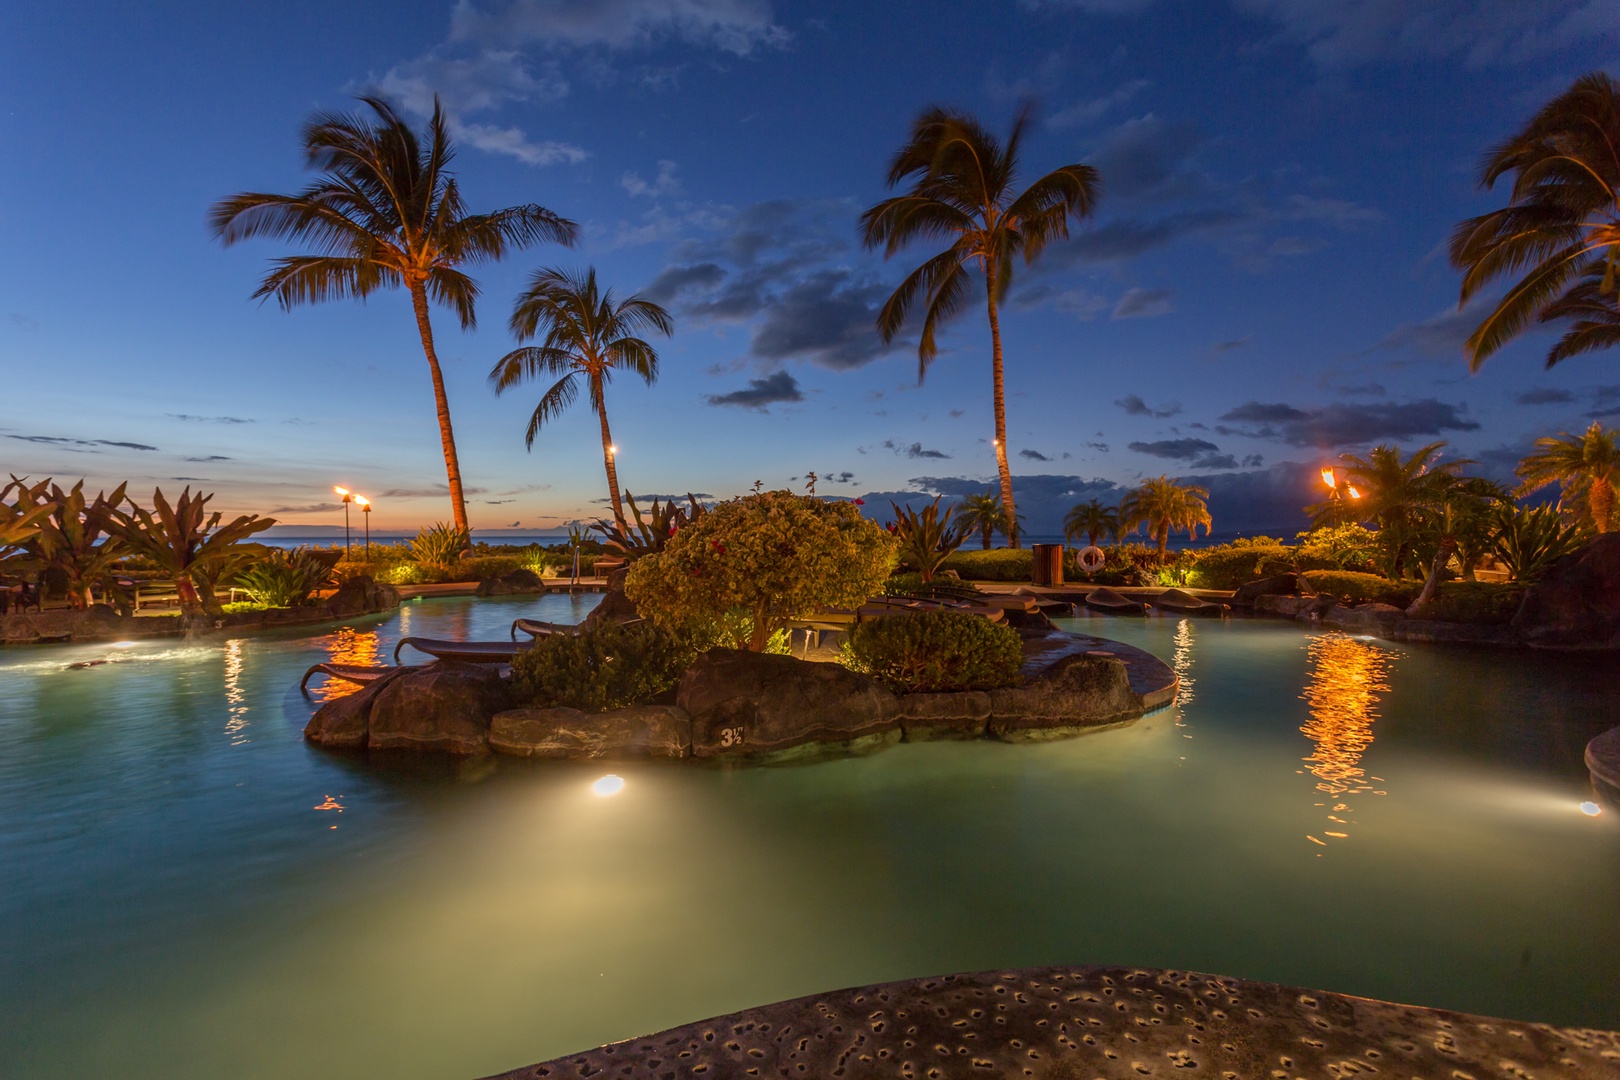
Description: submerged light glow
xmin=592 ymin=775 xmax=625 ymax=797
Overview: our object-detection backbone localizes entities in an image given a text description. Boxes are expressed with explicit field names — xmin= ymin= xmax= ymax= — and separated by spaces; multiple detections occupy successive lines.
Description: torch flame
xmin=1320 ymin=468 xmax=1336 ymax=488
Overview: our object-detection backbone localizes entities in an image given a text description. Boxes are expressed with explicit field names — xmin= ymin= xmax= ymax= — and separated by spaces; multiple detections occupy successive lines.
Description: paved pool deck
xmin=482 ymin=965 xmax=1620 ymax=1079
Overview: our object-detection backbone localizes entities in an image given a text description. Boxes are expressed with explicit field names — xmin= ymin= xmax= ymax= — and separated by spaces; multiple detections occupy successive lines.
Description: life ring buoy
xmin=1077 ymin=545 xmax=1106 ymax=573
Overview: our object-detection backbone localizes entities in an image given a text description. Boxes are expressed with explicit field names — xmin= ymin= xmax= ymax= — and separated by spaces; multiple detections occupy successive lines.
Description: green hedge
xmin=1411 ymin=582 xmax=1526 ymax=625
xmin=1188 ymin=545 xmax=1292 ymax=589
xmin=844 ymin=610 xmax=1023 ymax=693
xmin=938 ymin=548 xmax=1033 ymax=581
xmin=509 ymin=621 xmax=693 ymax=712
xmin=1301 ymin=571 xmax=1420 ymax=606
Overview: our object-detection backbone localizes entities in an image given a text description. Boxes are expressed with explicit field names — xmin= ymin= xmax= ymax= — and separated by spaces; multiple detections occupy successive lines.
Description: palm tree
xmin=1516 ymin=421 xmax=1619 ymax=533
xmin=1406 ymin=476 xmax=1508 ymax=613
xmin=1311 ymin=442 xmax=1469 ymax=578
xmin=1120 ymin=477 xmax=1211 ymax=563
xmin=488 ymin=267 xmax=672 ymax=528
xmin=210 ymin=95 xmax=578 ymax=536
xmin=955 ymin=491 xmax=1008 ymax=550
xmin=1063 ymin=498 xmax=1119 ymax=547
xmin=860 ymin=106 xmax=1100 ymax=546
xmin=1450 ymin=72 xmax=1620 ymax=370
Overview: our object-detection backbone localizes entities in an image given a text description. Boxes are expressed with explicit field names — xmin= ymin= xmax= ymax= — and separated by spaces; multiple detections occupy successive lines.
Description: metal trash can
xmin=1031 ymin=543 xmax=1064 ymax=586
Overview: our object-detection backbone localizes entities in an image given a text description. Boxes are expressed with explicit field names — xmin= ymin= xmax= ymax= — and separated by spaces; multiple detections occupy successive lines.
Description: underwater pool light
xmin=1580 ymin=801 xmax=1602 ymax=817
xmin=111 ymin=641 xmax=135 ymax=648
xmin=592 ymin=774 xmax=625 ymax=797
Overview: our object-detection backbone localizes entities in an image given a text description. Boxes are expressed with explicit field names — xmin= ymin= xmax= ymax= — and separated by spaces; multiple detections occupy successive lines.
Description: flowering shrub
xmin=626 ymin=490 xmax=896 ymax=651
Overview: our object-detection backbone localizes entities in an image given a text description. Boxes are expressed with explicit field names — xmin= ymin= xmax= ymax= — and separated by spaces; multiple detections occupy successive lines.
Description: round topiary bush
xmin=844 ymin=610 xmax=1023 ymax=693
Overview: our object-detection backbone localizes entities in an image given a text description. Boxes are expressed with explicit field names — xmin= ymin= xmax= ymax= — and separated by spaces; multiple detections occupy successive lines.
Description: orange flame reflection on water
xmin=310 ymin=627 xmax=385 ymax=702
xmin=1299 ymin=633 xmax=1393 ymax=849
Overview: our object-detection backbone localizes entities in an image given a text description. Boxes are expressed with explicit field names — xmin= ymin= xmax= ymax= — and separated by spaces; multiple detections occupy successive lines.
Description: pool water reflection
xmin=1 ymin=601 xmax=1617 ymax=1080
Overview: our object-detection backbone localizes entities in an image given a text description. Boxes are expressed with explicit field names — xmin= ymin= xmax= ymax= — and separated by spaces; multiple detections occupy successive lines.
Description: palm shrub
xmin=1515 ymin=422 xmax=1618 ymax=534
xmin=590 ymin=492 xmax=705 ymax=562
xmin=509 ymin=620 xmax=694 ymax=712
xmin=410 ymin=522 xmax=469 ymax=569
xmin=1491 ymin=503 xmax=1590 ymax=581
xmin=1120 ymin=476 xmax=1212 ymax=562
xmin=233 ymin=550 xmax=329 ymax=608
xmin=955 ymin=492 xmax=1009 ymax=550
xmin=11 ymin=479 xmax=127 ymax=608
xmin=1064 ymin=498 xmax=1120 ymax=547
xmin=626 ymin=490 xmax=896 ymax=651
xmin=844 ymin=610 xmax=1022 ymax=693
xmin=1 ymin=477 xmax=56 ymax=563
xmin=891 ymin=496 xmax=969 ymax=581
xmin=106 ymin=488 xmax=273 ymax=615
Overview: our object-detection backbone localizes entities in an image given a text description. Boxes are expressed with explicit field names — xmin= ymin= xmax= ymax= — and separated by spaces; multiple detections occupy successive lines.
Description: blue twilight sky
xmin=3 ymin=1 xmax=1617 ymax=538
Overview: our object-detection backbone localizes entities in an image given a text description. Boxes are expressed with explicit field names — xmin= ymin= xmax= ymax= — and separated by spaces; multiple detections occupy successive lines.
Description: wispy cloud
xmin=8 ymin=434 xmax=158 ymax=451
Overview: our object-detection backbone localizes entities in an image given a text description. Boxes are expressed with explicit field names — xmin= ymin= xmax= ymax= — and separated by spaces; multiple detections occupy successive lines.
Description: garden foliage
xmin=233 ymin=549 xmax=329 ymax=608
xmin=844 ymin=610 xmax=1023 ymax=693
xmin=509 ymin=620 xmax=693 ymax=712
xmin=409 ymin=522 xmax=470 ymax=568
xmin=626 ymin=490 xmax=895 ymax=651
xmin=1300 ymin=571 xmax=1420 ymax=606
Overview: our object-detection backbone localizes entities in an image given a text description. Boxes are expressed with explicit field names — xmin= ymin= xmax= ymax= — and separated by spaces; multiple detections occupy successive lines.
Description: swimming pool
xmin=2 ymin=598 xmax=1616 ymax=1078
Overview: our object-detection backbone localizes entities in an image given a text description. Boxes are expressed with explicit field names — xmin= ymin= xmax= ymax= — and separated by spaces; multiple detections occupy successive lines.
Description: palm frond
xmin=524 ymin=373 xmax=581 ymax=447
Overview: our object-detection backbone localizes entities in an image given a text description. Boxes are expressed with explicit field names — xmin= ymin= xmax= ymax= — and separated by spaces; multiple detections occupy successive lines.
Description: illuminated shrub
xmin=844 ymin=610 xmax=1022 ymax=693
xmin=626 ymin=490 xmax=896 ymax=652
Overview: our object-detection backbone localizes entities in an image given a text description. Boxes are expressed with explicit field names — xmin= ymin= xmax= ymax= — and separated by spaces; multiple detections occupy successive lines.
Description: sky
xmin=3 ymin=0 xmax=1617 ymax=539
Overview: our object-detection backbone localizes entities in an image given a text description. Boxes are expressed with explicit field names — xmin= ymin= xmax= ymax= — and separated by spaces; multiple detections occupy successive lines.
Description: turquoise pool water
xmin=2 ymin=599 xmax=1617 ymax=1079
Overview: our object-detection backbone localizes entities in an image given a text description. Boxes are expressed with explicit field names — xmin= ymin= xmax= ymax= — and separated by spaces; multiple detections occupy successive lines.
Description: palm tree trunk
xmin=980 ymin=525 xmax=991 ymax=550
xmin=1592 ymin=476 xmax=1614 ymax=534
xmin=408 ymin=281 xmax=470 ymax=540
xmin=1408 ymin=538 xmax=1455 ymax=615
xmin=1156 ymin=522 xmax=1170 ymax=563
xmin=985 ymin=281 xmax=1018 ymax=548
xmin=595 ymin=378 xmax=626 ymax=529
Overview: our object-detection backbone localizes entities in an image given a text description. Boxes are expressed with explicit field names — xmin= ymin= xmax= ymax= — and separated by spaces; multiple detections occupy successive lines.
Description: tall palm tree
xmin=210 ymin=95 xmax=578 ymax=536
xmin=1063 ymin=498 xmax=1119 ymax=547
xmin=1450 ymin=72 xmax=1620 ymax=370
xmin=955 ymin=491 xmax=1008 ymax=550
xmin=860 ymin=106 xmax=1100 ymax=547
xmin=1516 ymin=421 xmax=1619 ymax=534
xmin=1120 ymin=477 xmax=1211 ymax=563
xmin=488 ymin=267 xmax=673 ymax=528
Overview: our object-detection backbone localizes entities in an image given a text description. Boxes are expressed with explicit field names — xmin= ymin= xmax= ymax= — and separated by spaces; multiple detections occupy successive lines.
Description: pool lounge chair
xmin=299 ymin=662 xmax=396 ymax=693
xmin=394 ymin=637 xmax=529 ymax=664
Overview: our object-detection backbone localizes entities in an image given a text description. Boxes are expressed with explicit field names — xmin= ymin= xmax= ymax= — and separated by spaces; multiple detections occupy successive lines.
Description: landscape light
xmin=591 ymin=774 xmax=625 ymax=797
xmin=334 ymin=487 xmax=354 ymax=554
xmin=1580 ymin=801 xmax=1602 ymax=817
xmin=608 ymin=444 xmax=618 ymax=455
xmin=355 ymin=496 xmax=372 ymax=556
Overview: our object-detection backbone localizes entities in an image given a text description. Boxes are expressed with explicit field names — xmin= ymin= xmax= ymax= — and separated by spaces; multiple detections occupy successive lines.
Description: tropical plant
xmin=409 ymin=522 xmax=469 ymax=568
xmin=626 ymin=490 xmax=896 ymax=651
xmin=1449 ymin=73 xmax=1620 ymax=370
xmin=509 ymin=620 xmax=694 ymax=712
xmin=489 ymin=267 xmax=672 ymax=528
xmin=1063 ymin=498 xmax=1120 ymax=548
xmin=955 ymin=491 xmax=1009 ymax=550
xmin=860 ymin=106 xmax=1100 ymax=545
xmin=844 ymin=610 xmax=1022 ymax=693
xmin=890 ymin=496 xmax=969 ymax=582
xmin=0 ymin=477 xmax=56 ymax=562
xmin=210 ymin=95 xmax=577 ymax=536
xmin=1120 ymin=477 xmax=1212 ymax=562
xmin=1404 ymin=476 xmax=1509 ymax=613
xmin=1515 ymin=421 xmax=1619 ymax=534
xmin=233 ymin=549 xmax=329 ymax=608
xmin=589 ymin=492 xmax=705 ymax=562
xmin=1294 ymin=524 xmax=1379 ymax=573
xmin=106 ymin=488 xmax=274 ymax=615
xmin=1491 ymin=502 xmax=1591 ymax=582
xmin=1311 ymin=442 xmax=1470 ymax=578
xmin=11 ymin=479 xmax=128 ymax=609
xmin=937 ymin=548 xmax=1034 ymax=582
